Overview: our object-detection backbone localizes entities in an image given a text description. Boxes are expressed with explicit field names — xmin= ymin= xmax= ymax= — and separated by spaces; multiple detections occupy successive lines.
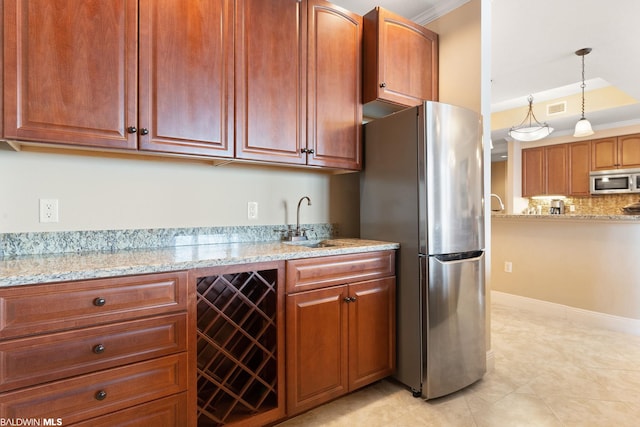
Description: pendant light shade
xmin=573 ymin=48 xmax=594 ymax=137
xmin=507 ymin=95 xmax=554 ymax=142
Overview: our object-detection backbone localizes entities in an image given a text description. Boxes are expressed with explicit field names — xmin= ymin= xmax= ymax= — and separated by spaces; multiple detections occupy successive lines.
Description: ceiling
xmin=332 ymin=0 xmax=640 ymax=162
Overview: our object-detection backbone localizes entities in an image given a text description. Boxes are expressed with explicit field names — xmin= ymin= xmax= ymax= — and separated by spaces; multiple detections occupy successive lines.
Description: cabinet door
xmin=591 ymin=137 xmax=618 ymax=170
xmin=545 ymin=144 xmax=568 ymax=195
xmin=617 ymin=133 xmax=640 ymax=169
xmin=286 ymin=285 xmax=348 ymax=415
xmin=569 ymin=141 xmax=591 ymax=196
xmin=138 ymin=0 xmax=233 ymax=157
xmin=3 ymin=0 xmax=138 ymax=149
xmin=348 ymin=277 xmax=395 ymax=390
xmin=521 ymin=147 xmax=544 ymax=197
xmin=235 ymin=0 xmax=306 ymax=164
xmin=363 ymin=7 xmax=438 ymax=107
xmin=307 ymin=0 xmax=362 ymax=170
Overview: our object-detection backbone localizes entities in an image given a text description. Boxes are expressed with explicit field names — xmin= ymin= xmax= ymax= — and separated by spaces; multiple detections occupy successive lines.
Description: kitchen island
xmin=491 ymin=213 xmax=640 ymax=334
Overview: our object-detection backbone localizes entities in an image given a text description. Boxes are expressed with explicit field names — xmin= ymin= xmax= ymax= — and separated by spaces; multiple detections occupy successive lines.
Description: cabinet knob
xmin=95 ymin=390 xmax=107 ymax=401
xmin=307 ymin=148 xmax=315 ymax=154
xmin=93 ymin=297 xmax=106 ymax=307
xmin=127 ymin=126 xmax=137 ymax=134
xmin=93 ymin=344 xmax=105 ymax=354
xmin=344 ymin=296 xmax=357 ymax=303
xmin=350 ymin=296 xmax=357 ymax=302
xmin=140 ymin=128 xmax=149 ymax=136
xmin=380 ymin=82 xmax=387 ymax=88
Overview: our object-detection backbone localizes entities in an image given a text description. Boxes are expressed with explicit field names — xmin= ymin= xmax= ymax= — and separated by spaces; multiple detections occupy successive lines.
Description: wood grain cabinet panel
xmin=363 ymin=7 xmax=438 ymax=111
xmin=348 ymin=277 xmax=396 ymax=390
xmin=286 ymin=250 xmax=395 ymax=293
xmin=0 ymin=271 xmax=193 ymax=426
xmin=138 ymin=0 xmax=234 ymax=157
xmin=591 ymin=134 xmax=640 ymax=170
xmin=568 ymin=141 xmax=591 ymax=196
xmin=0 ymin=314 xmax=187 ymax=392
xmin=71 ymin=393 xmax=188 ymax=427
xmin=307 ymin=0 xmax=362 ymax=170
xmin=521 ymin=147 xmax=544 ymax=197
xmin=522 ymin=145 xmax=568 ymax=197
xmin=0 ymin=354 xmax=188 ymax=425
xmin=286 ymin=285 xmax=349 ymax=414
xmin=3 ymin=0 xmax=233 ymax=157
xmin=3 ymin=0 xmax=138 ymax=149
xmin=545 ymin=144 xmax=568 ymax=195
xmin=235 ymin=0 xmax=306 ymax=164
xmin=0 ymin=271 xmax=188 ymax=340
xmin=285 ymin=251 xmax=396 ymax=416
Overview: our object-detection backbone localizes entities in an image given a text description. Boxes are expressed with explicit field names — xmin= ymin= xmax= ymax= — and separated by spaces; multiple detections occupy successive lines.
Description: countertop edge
xmin=492 ymin=213 xmax=640 ymax=222
xmin=0 ymin=239 xmax=400 ymax=288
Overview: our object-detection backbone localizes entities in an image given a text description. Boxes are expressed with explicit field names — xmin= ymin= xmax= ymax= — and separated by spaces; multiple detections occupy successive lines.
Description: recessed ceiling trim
xmin=412 ymin=0 xmax=471 ymax=24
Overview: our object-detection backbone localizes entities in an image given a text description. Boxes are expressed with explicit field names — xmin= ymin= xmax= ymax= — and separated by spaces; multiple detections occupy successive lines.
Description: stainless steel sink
xmin=284 ymin=240 xmax=336 ymax=248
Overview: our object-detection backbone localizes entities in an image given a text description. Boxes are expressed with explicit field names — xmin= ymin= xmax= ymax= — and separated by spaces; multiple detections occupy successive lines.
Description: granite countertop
xmin=0 ymin=238 xmax=399 ymax=288
xmin=492 ymin=213 xmax=640 ymax=221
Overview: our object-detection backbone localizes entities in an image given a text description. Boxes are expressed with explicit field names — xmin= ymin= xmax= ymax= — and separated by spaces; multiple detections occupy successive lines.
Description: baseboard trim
xmin=492 ymin=291 xmax=640 ymax=336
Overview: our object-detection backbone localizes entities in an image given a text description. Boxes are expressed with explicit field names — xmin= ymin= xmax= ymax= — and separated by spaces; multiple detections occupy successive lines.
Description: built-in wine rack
xmin=196 ymin=269 xmax=279 ymax=426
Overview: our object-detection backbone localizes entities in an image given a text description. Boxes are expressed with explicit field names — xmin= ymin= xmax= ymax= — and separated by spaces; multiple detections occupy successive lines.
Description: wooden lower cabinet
xmin=0 ymin=272 xmax=194 ymax=426
xmin=285 ymin=251 xmax=396 ymax=416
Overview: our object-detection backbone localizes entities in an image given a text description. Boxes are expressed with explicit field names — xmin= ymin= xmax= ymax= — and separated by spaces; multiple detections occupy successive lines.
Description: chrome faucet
xmin=490 ymin=193 xmax=505 ymax=212
xmin=290 ymin=196 xmax=311 ymax=241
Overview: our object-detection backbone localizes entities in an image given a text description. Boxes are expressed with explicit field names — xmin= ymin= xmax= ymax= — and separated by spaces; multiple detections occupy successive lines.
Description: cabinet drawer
xmin=71 ymin=393 xmax=188 ymax=427
xmin=286 ymin=250 xmax=395 ymax=293
xmin=0 ymin=314 xmax=187 ymax=392
xmin=0 ymin=271 xmax=188 ymax=339
xmin=0 ymin=353 xmax=188 ymax=424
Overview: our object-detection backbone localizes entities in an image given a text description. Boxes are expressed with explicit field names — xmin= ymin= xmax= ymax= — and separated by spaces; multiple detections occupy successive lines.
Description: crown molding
xmin=412 ymin=0 xmax=471 ymax=25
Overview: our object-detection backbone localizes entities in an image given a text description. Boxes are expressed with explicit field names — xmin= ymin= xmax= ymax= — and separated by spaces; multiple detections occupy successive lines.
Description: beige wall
xmin=426 ymin=0 xmax=481 ymax=112
xmin=0 ymin=146 xmax=360 ymax=235
xmin=492 ymin=217 xmax=640 ymax=320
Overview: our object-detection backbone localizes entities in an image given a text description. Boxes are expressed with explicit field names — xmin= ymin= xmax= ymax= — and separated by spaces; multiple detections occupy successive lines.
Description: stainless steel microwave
xmin=590 ymin=168 xmax=640 ymax=194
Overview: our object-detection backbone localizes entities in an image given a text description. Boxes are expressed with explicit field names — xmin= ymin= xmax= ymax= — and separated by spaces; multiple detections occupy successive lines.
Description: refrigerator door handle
xmin=433 ymin=250 xmax=484 ymax=264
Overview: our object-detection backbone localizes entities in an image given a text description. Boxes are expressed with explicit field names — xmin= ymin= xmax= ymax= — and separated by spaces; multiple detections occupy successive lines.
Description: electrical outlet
xmin=504 ymin=261 xmax=512 ymax=273
xmin=247 ymin=202 xmax=258 ymax=220
xmin=39 ymin=199 xmax=59 ymax=223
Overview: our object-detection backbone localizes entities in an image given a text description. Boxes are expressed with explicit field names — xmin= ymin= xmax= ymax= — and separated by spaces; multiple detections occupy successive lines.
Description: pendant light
xmin=573 ymin=48 xmax=594 ymax=137
xmin=507 ymin=95 xmax=554 ymax=142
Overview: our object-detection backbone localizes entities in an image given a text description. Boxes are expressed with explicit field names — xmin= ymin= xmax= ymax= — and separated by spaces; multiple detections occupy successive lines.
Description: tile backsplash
xmin=528 ymin=194 xmax=640 ymax=215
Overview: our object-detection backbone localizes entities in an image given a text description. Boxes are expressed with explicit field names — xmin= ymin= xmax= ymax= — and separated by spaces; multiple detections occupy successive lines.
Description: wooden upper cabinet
xmin=138 ymin=0 xmax=234 ymax=157
xmin=591 ymin=137 xmax=618 ymax=170
xmin=545 ymin=144 xmax=568 ymax=195
xmin=617 ymin=133 xmax=640 ymax=169
xmin=307 ymin=0 xmax=362 ymax=170
xmin=521 ymin=147 xmax=544 ymax=197
xmin=235 ymin=0 xmax=306 ymax=164
xmin=591 ymin=134 xmax=640 ymax=170
xmin=568 ymin=141 xmax=591 ymax=196
xmin=3 ymin=0 xmax=138 ymax=149
xmin=363 ymin=7 xmax=438 ymax=111
xmin=522 ymin=145 xmax=568 ymax=197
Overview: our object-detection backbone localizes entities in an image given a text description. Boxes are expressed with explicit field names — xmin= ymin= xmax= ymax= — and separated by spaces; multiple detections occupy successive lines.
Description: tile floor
xmin=277 ymin=302 xmax=640 ymax=426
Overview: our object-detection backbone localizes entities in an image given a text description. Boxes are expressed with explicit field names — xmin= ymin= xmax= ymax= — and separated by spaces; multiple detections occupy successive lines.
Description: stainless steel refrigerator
xmin=360 ymin=101 xmax=485 ymax=399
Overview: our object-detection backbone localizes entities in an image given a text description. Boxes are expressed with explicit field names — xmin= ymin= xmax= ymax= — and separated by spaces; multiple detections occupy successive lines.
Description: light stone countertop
xmin=0 ymin=238 xmax=399 ymax=287
xmin=491 ymin=213 xmax=640 ymax=222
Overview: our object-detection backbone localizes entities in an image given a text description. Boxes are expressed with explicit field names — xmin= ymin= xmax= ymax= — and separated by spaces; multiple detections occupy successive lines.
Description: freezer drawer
xmin=423 ymin=251 xmax=485 ymax=399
